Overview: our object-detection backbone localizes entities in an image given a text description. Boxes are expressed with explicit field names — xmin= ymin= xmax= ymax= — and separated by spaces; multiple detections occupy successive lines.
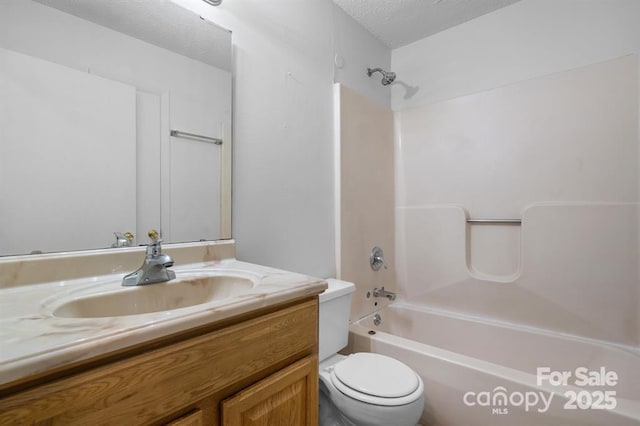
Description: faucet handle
xmin=370 ymin=246 xmax=388 ymax=271
xmin=148 ymin=229 xmax=160 ymax=242
xmin=146 ymin=229 xmax=163 ymax=257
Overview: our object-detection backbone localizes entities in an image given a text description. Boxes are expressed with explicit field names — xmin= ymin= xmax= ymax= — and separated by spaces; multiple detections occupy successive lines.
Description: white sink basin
xmin=52 ymin=272 xmax=256 ymax=318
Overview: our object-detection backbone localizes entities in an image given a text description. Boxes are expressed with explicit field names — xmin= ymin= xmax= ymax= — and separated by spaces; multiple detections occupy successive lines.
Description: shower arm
xmin=367 ymin=67 xmax=396 ymax=86
xmin=367 ymin=68 xmax=384 ymax=77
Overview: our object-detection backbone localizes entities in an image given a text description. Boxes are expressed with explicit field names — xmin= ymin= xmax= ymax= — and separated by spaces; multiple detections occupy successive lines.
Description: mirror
xmin=0 ymin=0 xmax=232 ymax=256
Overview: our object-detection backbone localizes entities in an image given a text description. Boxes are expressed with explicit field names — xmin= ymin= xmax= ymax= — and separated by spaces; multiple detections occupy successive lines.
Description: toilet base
xmin=318 ymin=353 xmax=424 ymax=426
xmin=319 ymin=385 xmax=355 ymax=426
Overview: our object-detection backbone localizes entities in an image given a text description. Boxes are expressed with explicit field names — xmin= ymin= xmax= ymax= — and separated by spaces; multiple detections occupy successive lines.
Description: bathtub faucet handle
xmin=370 ymin=246 xmax=388 ymax=271
xmin=373 ymin=287 xmax=396 ymax=301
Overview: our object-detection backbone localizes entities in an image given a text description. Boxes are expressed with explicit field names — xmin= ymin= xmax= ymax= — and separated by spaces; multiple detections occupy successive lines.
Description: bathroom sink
xmin=52 ymin=273 xmax=256 ymax=318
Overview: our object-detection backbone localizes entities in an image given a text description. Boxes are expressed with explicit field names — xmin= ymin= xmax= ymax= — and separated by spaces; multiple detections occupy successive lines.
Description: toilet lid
xmin=331 ymin=353 xmax=421 ymax=404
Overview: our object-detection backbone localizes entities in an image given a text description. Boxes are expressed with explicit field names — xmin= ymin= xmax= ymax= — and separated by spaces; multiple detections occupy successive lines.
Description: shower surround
xmin=336 ymin=55 xmax=640 ymax=425
xmin=394 ymin=54 xmax=640 ymax=347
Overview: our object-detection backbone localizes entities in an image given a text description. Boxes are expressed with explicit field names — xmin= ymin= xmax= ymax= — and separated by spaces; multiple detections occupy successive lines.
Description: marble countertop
xmin=0 ymin=259 xmax=327 ymax=387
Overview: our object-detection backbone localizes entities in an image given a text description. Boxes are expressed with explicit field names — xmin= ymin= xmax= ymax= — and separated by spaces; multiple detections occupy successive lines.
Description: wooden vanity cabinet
xmin=0 ymin=298 xmax=319 ymax=426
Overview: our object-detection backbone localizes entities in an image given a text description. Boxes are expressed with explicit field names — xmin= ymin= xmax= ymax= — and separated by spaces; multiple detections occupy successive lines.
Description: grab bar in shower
xmin=170 ymin=130 xmax=222 ymax=145
xmin=467 ymin=219 xmax=521 ymax=225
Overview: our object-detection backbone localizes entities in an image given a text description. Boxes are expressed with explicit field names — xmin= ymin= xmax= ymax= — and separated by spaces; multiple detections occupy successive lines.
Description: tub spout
xmin=373 ymin=287 xmax=396 ymax=301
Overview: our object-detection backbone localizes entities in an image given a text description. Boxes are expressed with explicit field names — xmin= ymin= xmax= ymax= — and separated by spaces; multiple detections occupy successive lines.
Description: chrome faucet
xmin=372 ymin=287 xmax=396 ymax=301
xmin=122 ymin=230 xmax=175 ymax=286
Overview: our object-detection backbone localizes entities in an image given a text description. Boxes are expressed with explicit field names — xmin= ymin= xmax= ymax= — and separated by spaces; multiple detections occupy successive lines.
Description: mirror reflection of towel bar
xmin=170 ymin=130 xmax=222 ymax=145
xmin=467 ymin=219 xmax=521 ymax=225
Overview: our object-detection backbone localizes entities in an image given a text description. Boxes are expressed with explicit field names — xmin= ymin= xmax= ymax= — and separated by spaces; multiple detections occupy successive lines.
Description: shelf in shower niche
xmin=466 ymin=219 xmax=521 ymax=225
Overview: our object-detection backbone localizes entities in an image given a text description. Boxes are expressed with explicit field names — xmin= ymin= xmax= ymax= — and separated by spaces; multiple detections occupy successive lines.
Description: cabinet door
xmin=222 ymin=356 xmax=318 ymax=426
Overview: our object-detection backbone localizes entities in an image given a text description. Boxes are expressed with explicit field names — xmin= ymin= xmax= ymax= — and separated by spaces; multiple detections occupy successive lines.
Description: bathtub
xmin=349 ymin=302 xmax=640 ymax=426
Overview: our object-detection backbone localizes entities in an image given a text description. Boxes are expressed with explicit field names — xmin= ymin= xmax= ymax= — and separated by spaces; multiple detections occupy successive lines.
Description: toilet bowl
xmin=319 ymin=279 xmax=424 ymax=426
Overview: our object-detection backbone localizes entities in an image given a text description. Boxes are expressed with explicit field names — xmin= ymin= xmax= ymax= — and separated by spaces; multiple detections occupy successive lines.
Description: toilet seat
xmin=330 ymin=353 xmax=424 ymax=406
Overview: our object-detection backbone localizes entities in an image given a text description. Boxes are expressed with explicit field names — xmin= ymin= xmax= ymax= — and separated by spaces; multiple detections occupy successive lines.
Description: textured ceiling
xmin=333 ymin=0 xmax=522 ymax=48
xmin=34 ymin=0 xmax=231 ymax=71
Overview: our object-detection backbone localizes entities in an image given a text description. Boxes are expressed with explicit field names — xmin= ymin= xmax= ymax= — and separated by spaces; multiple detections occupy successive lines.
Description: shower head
xmin=367 ymin=67 xmax=396 ymax=86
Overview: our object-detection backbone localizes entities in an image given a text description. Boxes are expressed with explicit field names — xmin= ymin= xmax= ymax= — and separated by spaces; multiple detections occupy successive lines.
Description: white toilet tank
xmin=319 ymin=279 xmax=355 ymax=362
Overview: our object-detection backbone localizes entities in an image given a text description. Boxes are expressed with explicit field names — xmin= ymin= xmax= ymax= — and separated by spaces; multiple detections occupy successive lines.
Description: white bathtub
xmin=349 ymin=302 xmax=640 ymax=426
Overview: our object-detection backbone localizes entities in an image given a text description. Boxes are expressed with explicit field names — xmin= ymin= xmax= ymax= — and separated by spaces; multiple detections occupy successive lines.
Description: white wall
xmin=333 ymin=6 xmax=392 ymax=108
xmin=172 ymin=0 xmax=390 ymax=277
xmin=392 ymin=0 xmax=640 ymax=111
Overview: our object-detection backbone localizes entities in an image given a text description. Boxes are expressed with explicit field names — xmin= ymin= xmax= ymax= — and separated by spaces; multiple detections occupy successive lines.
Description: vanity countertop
xmin=0 ymin=258 xmax=327 ymax=387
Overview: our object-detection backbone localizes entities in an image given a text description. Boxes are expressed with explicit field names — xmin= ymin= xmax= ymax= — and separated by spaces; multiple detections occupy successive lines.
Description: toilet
xmin=318 ymin=279 xmax=424 ymax=426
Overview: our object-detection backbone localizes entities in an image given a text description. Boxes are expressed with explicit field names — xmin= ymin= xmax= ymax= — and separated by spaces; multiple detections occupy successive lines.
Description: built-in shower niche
xmin=394 ymin=205 xmax=523 ymax=287
xmin=465 ymin=216 xmax=521 ymax=282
